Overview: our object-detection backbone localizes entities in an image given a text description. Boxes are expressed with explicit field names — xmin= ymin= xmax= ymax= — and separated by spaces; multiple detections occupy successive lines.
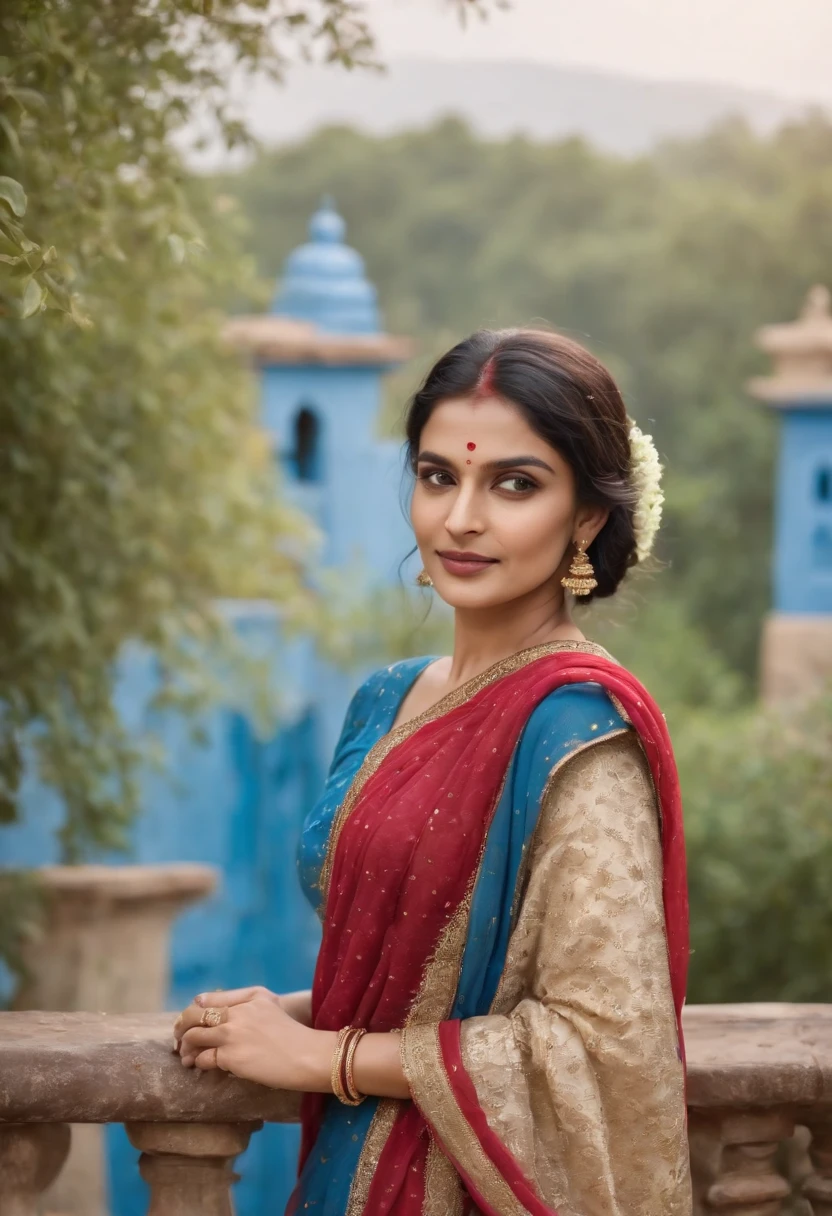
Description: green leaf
xmin=167 ymin=233 xmax=186 ymax=263
xmin=20 ymin=277 xmax=44 ymax=318
xmin=0 ymin=176 xmax=27 ymax=218
xmin=0 ymin=114 xmax=22 ymax=158
xmin=9 ymin=87 xmax=47 ymax=111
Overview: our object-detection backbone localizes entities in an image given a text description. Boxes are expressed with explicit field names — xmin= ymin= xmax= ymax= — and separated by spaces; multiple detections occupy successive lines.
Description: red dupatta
xmin=291 ymin=649 xmax=688 ymax=1216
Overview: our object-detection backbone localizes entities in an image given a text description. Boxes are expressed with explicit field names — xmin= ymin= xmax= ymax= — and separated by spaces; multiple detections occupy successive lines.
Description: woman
xmin=174 ymin=329 xmax=692 ymax=1215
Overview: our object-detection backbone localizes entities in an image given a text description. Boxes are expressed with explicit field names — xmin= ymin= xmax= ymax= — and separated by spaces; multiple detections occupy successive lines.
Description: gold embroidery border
xmin=319 ymin=639 xmax=615 ymax=905
xmin=401 ymin=1022 xmax=532 ymax=1216
xmin=424 ymin=1135 xmax=465 ymax=1216
xmin=345 ymin=1098 xmax=401 ymax=1216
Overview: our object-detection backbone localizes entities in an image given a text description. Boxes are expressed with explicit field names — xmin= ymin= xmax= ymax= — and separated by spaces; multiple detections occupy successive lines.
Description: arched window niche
xmin=290 ymin=405 xmax=322 ymax=483
xmin=815 ymin=465 xmax=832 ymax=504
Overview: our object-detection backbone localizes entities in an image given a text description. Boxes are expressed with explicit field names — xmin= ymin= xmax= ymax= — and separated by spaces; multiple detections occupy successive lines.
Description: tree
xmin=0 ymin=0 xmax=493 ymax=865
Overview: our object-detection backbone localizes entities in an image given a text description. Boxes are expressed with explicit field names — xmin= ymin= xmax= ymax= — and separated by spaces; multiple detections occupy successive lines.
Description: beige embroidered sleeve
xmin=402 ymin=730 xmax=692 ymax=1216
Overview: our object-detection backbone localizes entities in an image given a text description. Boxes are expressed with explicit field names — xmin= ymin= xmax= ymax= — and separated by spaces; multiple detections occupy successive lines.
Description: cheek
xmin=498 ymin=496 xmax=571 ymax=562
xmin=410 ymin=484 xmax=439 ymax=541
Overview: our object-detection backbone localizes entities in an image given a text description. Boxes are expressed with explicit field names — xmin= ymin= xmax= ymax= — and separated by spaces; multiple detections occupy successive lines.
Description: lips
xmin=436 ymin=551 xmax=499 ymax=578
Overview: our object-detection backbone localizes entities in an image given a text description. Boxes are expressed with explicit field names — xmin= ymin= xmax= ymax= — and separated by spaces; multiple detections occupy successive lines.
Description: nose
xmin=444 ymin=481 xmax=484 ymax=538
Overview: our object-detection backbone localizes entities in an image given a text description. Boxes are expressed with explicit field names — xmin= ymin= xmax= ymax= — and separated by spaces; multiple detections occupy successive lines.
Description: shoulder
xmin=345 ymin=656 xmax=439 ymax=729
xmin=519 ymin=680 xmax=630 ymax=764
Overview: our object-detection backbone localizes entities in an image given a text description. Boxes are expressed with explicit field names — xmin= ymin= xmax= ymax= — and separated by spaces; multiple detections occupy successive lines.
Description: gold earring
xmin=416 ymin=568 xmax=434 ymax=587
xmin=561 ymin=539 xmax=597 ymax=596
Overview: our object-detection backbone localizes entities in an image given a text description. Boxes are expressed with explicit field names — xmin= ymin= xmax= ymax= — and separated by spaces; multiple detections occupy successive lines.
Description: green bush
xmin=677 ymin=691 xmax=832 ymax=1002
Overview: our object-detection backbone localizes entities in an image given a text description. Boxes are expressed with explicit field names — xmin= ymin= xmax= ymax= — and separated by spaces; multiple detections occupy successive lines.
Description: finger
xmin=194 ymin=987 xmax=261 ymax=1008
xmin=173 ymin=999 xmax=230 ymax=1040
xmin=180 ymin=1025 xmax=228 ymax=1059
xmin=173 ymin=1002 xmax=207 ymax=1039
xmin=194 ymin=1046 xmax=227 ymax=1072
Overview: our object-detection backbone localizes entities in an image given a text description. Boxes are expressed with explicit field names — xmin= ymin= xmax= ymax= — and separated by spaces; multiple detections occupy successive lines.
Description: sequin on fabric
xmin=319 ymin=641 xmax=614 ymax=907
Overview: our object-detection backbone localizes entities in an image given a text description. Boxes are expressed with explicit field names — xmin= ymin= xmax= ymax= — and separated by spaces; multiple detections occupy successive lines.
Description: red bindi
xmin=467 ymin=442 xmax=476 ymax=451
xmin=466 ymin=459 xmax=472 ymax=465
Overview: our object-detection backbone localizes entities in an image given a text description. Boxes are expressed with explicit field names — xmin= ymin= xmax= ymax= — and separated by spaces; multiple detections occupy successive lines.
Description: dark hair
xmin=404 ymin=328 xmax=639 ymax=602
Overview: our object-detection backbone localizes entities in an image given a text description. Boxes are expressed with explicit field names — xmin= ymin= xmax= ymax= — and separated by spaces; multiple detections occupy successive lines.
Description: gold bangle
xmin=330 ymin=1027 xmax=353 ymax=1105
xmin=343 ymin=1027 xmax=367 ymax=1105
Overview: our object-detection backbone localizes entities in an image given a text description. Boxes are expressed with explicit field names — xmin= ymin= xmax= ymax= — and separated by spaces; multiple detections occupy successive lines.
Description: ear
xmin=573 ymin=504 xmax=609 ymax=547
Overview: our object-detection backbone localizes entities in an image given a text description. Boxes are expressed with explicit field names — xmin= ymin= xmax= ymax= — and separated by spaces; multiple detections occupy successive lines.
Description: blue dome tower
xmin=749 ymin=285 xmax=832 ymax=701
xmin=226 ymin=197 xmax=413 ymax=578
xmin=271 ymin=196 xmax=379 ymax=334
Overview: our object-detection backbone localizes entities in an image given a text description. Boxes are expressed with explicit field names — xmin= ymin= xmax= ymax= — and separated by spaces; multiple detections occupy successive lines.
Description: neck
xmin=446 ymin=581 xmax=584 ymax=688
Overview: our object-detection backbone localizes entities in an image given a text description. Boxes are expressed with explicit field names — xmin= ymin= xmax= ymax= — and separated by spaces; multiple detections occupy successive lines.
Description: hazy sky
xmin=365 ymin=0 xmax=832 ymax=103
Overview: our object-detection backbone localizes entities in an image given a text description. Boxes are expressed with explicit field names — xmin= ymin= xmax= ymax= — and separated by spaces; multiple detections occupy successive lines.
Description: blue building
xmin=749 ymin=284 xmax=832 ymax=701
xmin=0 ymin=199 xmax=417 ymax=1215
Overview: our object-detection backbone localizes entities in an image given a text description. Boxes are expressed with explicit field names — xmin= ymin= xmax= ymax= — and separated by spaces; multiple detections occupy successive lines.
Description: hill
xmin=237 ymin=57 xmax=805 ymax=156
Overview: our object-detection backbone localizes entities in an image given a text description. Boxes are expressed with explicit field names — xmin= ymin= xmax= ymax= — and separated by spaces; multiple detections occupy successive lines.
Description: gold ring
xmin=200 ymin=1005 xmax=226 ymax=1028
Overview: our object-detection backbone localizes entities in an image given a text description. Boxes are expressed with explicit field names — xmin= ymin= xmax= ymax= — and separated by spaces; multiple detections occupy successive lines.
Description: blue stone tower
xmin=749 ymin=285 xmax=832 ymax=701
xmin=226 ymin=197 xmax=415 ymax=755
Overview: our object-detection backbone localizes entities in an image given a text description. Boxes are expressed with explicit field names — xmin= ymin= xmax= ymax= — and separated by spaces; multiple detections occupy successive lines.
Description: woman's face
xmin=411 ymin=394 xmax=607 ymax=611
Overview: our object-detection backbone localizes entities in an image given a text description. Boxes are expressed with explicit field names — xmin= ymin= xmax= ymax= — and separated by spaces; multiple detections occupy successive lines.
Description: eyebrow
xmin=417 ymin=450 xmax=555 ymax=474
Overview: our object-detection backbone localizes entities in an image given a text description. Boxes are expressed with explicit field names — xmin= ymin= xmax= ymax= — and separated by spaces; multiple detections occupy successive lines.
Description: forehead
xmin=419 ymin=395 xmax=554 ymax=455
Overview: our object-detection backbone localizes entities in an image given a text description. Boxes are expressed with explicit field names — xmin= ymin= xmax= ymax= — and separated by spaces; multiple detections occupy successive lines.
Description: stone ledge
xmin=0 ymin=1013 xmax=300 ymax=1125
xmin=2 ymin=1005 xmax=831 ymax=1125
xmin=20 ymin=864 xmax=218 ymax=903
xmin=684 ymin=1003 xmax=832 ymax=1111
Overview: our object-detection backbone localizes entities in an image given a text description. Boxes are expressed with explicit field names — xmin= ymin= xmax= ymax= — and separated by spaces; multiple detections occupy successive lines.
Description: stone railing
xmin=1 ymin=1004 xmax=831 ymax=1215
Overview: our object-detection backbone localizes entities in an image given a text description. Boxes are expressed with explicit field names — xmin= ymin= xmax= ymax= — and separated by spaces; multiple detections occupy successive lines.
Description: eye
xmin=497 ymin=474 xmax=538 ymax=494
xmin=418 ymin=468 xmax=455 ymax=488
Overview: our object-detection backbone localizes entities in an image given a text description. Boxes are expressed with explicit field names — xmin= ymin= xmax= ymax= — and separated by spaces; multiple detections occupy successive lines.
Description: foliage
xmin=0 ymin=1 xmax=383 ymax=320
xmin=224 ymin=113 xmax=832 ymax=688
xmin=0 ymin=0 xmax=510 ymax=864
xmin=679 ymin=689 xmax=832 ymax=1003
xmin=0 ymin=871 xmax=44 ymax=988
xmin=0 ymin=0 xmax=419 ymax=860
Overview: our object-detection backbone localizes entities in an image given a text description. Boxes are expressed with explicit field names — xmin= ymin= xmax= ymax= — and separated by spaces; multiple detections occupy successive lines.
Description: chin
xmin=432 ymin=577 xmax=515 ymax=611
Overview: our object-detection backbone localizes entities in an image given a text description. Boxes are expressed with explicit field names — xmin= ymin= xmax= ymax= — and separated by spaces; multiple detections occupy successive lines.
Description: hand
xmin=173 ymin=986 xmax=336 ymax=1092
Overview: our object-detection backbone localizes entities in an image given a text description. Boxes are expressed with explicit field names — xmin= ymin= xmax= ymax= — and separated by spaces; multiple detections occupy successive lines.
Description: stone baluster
xmin=0 ymin=1123 xmax=71 ymax=1216
xmin=126 ymin=1122 xmax=261 ymax=1216
xmin=803 ymin=1120 xmax=832 ymax=1216
xmin=705 ymin=1111 xmax=794 ymax=1215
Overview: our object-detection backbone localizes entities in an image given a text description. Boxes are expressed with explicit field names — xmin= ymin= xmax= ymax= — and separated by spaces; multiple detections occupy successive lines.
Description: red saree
xmin=292 ymin=646 xmax=689 ymax=1216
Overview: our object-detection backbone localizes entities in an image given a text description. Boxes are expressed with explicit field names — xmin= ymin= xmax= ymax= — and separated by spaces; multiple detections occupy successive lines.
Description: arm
xmin=175 ymin=986 xmax=411 ymax=1099
xmin=280 ymin=988 xmax=313 ymax=1027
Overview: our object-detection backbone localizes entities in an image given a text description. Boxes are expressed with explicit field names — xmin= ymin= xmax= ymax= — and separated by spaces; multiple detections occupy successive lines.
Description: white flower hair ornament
xmin=627 ymin=420 xmax=664 ymax=562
